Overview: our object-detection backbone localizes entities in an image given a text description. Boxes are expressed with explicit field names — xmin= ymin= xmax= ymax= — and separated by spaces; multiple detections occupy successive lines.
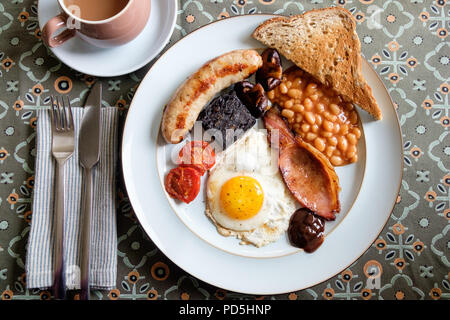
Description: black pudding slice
xmin=198 ymin=91 xmax=256 ymax=151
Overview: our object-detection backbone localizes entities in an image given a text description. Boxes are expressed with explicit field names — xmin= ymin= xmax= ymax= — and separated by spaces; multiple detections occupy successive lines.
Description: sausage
xmin=161 ymin=49 xmax=263 ymax=144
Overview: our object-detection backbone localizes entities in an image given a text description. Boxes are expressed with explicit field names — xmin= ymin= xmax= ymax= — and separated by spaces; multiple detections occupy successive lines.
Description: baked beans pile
xmin=268 ymin=67 xmax=361 ymax=166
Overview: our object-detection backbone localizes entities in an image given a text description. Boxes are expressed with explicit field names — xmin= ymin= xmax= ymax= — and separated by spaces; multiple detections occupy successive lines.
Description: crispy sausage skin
xmin=161 ymin=49 xmax=263 ymax=144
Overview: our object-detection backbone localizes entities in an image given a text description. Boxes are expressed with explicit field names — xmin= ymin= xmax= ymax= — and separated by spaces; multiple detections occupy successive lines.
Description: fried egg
xmin=206 ymin=128 xmax=297 ymax=247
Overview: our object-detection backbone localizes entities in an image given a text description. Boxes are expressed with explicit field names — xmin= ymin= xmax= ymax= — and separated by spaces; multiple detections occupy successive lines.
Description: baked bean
xmin=330 ymin=103 xmax=341 ymax=115
xmin=314 ymin=137 xmax=326 ymax=152
xmin=347 ymin=133 xmax=357 ymax=145
xmin=306 ymin=83 xmax=317 ymax=95
xmin=330 ymin=156 xmax=343 ymax=166
xmin=328 ymin=136 xmax=338 ymax=146
xmin=325 ymin=146 xmax=335 ymax=157
xmin=285 ymin=100 xmax=294 ymax=109
xmin=268 ymin=67 xmax=362 ymax=166
xmin=315 ymin=114 xmax=323 ymax=126
xmin=349 ymin=111 xmax=358 ymax=124
xmin=281 ymin=109 xmax=294 ymax=119
xmin=338 ymin=136 xmax=348 ymax=152
xmin=323 ymin=120 xmax=333 ymax=132
xmin=346 ymin=145 xmax=357 ymax=159
xmin=316 ymin=103 xmax=325 ymax=113
xmin=301 ymin=123 xmax=310 ymax=133
xmin=340 ymin=123 xmax=349 ymax=135
xmin=310 ymin=93 xmax=319 ymax=101
xmin=306 ymin=132 xmax=317 ymax=141
xmin=303 ymin=97 xmax=313 ymax=110
xmin=324 ymin=111 xmax=337 ymax=122
xmin=332 ymin=123 xmax=340 ymax=134
xmin=305 ymin=112 xmax=315 ymax=125
xmin=288 ymin=88 xmax=301 ymax=99
xmin=293 ymin=104 xmax=304 ymax=113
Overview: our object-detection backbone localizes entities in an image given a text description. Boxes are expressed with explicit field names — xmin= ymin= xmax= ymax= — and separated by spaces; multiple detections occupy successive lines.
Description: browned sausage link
xmin=161 ymin=49 xmax=263 ymax=144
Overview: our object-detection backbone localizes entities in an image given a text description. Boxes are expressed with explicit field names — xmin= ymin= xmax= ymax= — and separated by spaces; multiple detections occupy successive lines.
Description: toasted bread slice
xmin=252 ymin=7 xmax=382 ymax=120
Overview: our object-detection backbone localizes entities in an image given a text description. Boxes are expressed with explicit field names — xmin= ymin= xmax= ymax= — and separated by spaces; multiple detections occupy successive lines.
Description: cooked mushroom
xmin=234 ymin=81 xmax=269 ymax=118
xmin=256 ymin=48 xmax=283 ymax=91
xmin=234 ymin=81 xmax=254 ymax=97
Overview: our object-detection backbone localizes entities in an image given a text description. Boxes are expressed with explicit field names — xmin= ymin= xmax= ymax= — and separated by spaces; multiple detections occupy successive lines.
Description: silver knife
xmin=78 ymin=82 xmax=102 ymax=300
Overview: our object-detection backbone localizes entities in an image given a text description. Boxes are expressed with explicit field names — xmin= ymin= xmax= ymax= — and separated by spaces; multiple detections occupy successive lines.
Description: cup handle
xmin=42 ymin=13 xmax=76 ymax=48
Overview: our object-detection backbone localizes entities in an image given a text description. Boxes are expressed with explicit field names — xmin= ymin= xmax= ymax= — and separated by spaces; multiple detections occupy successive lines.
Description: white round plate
xmin=157 ymin=107 xmax=366 ymax=259
xmin=37 ymin=0 xmax=177 ymax=77
xmin=122 ymin=15 xmax=402 ymax=294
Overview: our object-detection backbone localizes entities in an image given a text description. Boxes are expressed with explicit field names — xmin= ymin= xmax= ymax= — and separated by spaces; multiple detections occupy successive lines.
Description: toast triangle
xmin=252 ymin=7 xmax=382 ymax=120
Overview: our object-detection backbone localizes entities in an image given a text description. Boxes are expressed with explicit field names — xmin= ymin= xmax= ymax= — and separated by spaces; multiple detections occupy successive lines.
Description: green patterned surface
xmin=0 ymin=0 xmax=449 ymax=300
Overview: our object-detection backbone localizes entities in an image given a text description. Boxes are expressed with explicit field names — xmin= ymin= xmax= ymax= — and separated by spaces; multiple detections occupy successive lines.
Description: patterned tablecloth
xmin=0 ymin=0 xmax=448 ymax=301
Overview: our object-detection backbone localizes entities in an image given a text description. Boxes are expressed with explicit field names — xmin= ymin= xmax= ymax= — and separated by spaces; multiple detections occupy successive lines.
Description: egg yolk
xmin=220 ymin=176 xmax=264 ymax=220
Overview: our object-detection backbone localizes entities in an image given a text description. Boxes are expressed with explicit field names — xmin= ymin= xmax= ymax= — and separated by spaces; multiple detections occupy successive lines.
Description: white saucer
xmin=38 ymin=0 xmax=177 ymax=77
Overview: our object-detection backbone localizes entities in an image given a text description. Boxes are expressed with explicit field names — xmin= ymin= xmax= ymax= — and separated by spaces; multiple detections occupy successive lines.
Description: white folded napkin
xmin=26 ymin=107 xmax=118 ymax=290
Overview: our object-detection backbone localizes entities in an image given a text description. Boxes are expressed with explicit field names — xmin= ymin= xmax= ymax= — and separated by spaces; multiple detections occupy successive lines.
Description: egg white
xmin=205 ymin=128 xmax=297 ymax=247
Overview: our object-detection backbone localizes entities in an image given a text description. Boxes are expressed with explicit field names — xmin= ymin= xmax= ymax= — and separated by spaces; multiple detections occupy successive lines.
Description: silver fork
xmin=49 ymin=96 xmax=75 ymax=300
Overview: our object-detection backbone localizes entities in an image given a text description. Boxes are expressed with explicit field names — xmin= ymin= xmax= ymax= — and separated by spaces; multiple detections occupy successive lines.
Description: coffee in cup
xmin=42 ymin=0 xmax=151 ymax=48
xmin=64 ymin=0 xmax=130 ymax=21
